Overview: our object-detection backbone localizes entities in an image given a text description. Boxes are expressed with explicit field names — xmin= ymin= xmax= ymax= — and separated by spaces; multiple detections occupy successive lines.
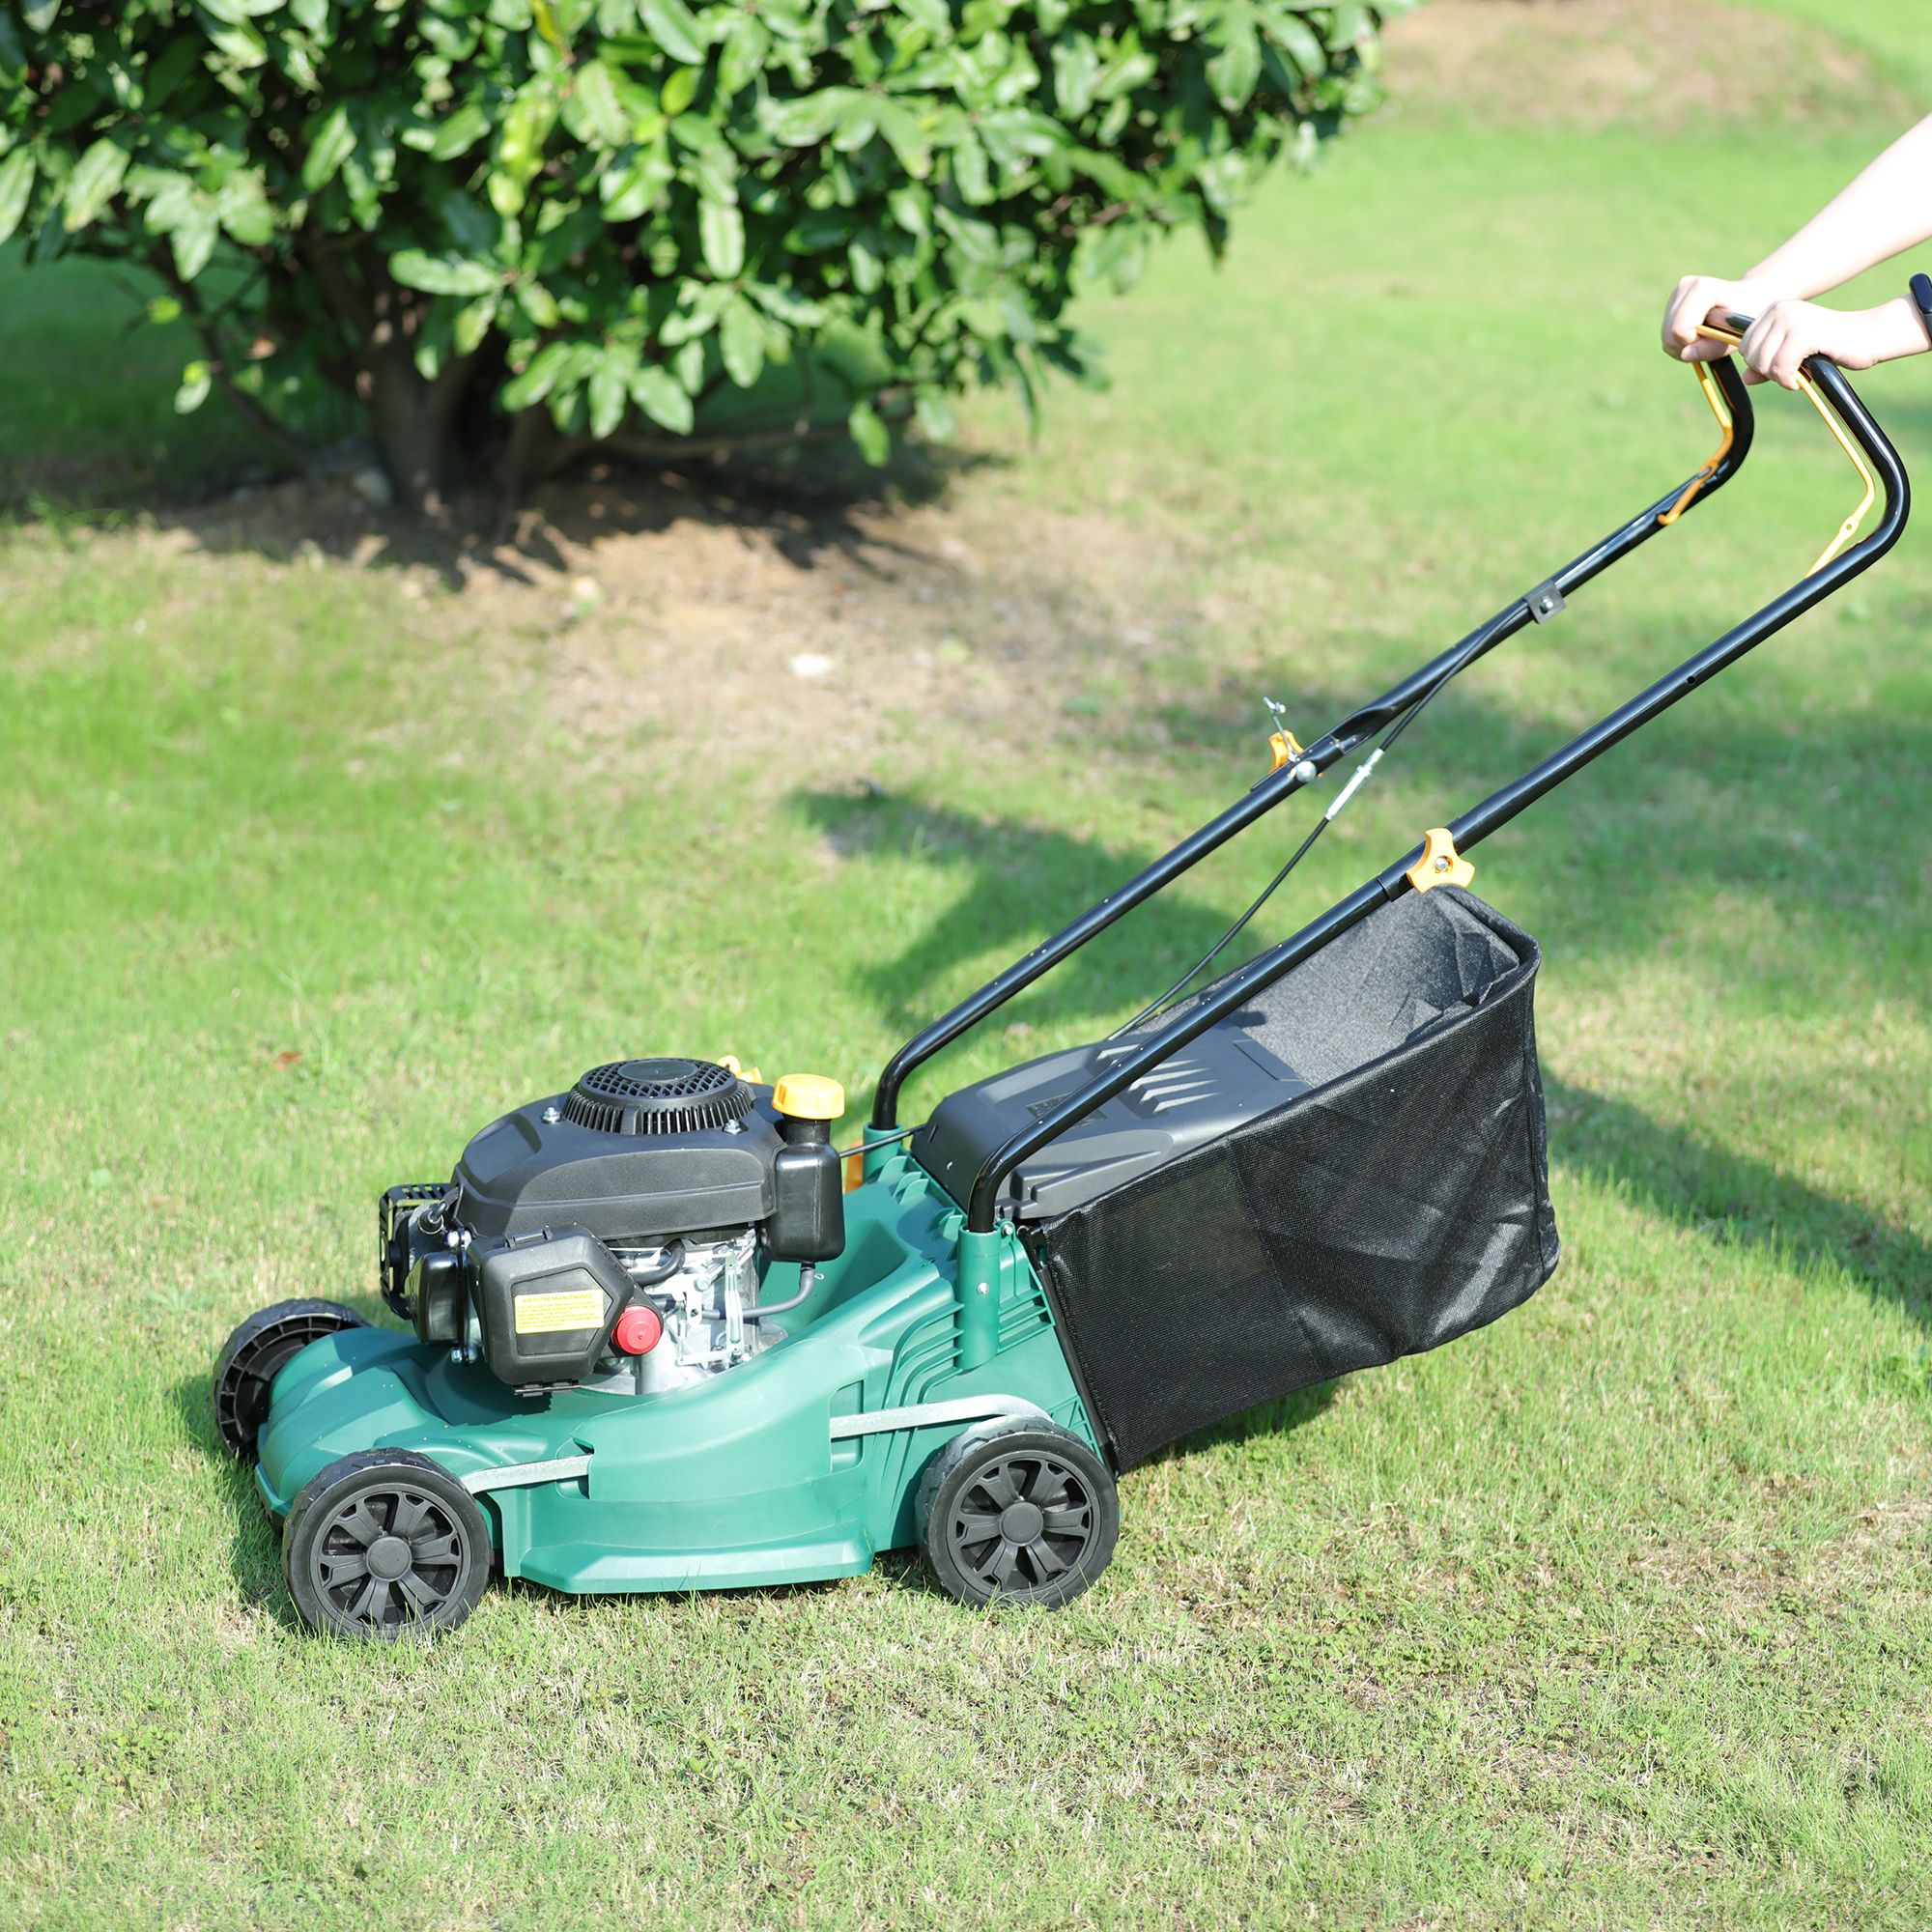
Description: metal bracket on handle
xmin=1524 ymin=578 xmax=1567 ymax=623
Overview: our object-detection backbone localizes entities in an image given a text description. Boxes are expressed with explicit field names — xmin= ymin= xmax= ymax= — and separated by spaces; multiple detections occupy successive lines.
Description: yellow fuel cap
xmin=772 ymin=1073 xmax=844 ymax=1121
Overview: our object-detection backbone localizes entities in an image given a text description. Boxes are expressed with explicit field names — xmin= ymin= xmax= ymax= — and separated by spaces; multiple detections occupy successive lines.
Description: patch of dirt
xmin=1381 ymin=0 xmax=1904 ymax=134
xmin=147 ymin=460 xmax=1210 ymax=785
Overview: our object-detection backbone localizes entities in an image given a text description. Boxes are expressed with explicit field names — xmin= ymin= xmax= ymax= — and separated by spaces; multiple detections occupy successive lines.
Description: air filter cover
xmin=562 ymin=1057 xmax=753 ymax=1136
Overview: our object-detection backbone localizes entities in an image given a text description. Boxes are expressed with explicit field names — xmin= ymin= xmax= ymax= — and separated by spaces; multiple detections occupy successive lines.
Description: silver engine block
xmin=610 ymin=1229 xmax=772 ymax=1393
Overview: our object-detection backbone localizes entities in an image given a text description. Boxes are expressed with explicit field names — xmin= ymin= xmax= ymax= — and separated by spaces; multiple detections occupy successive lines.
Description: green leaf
xmin=847 ymin=399 xmax=890 ymax=467
xmin=745 ymin=281 xmax=827 ymax=327
xmin=873 ymin=99 xmax=930 ymax=179
xmin=831 ymin=98 xmax=877 ymax=155
xmin=570 ymin=60 xmax=630 ymax=146
xmin=21 ymin=0 xmax=60 ymax=29
xmin=1052 ymin=34 xmax=1098 ymax=117
xmin=661 ymin=279 xmax=731 ymax=344
xmin=438 ymin=188 xmax=498 ymax=255
xmin=501 ymin=341 xmax=573 ymax=411
xmin=174 ymin=360 xmax=212 ymax=414
xmin=301 ymin=103 xmax=355 ymax=193
xmin=454 ymin=295 xmax=500 ymax=355
xmin=719 ymin=295 xmax=765 ymax=388
xmin=639 ymin=0 xmax=706 ymax=67
xmin=1264 ymin=13 xmax=1326 ymax=76
xmin=950 ymin=131 xmax=991 ymax=204
xmin=217 ymin=174 xmax=276 ymax=246
xmin=602 ymin=143 xmax=674 ymax=221
xmin=171 ymin=201 xmax=220 ymax=280
xmin=389 ymin=249 xmax=501 ymax=296
xmin=588 ymin=349 xmax=631 ymax=438
xmin=659 ymin=66 xmax=699 ymax=117
xmin=698 ymin=198 xmax=744 ymax=278
xmin=62 ymin=139 xmax=129 ymax=233
xmin=146 ymin=294 xmax=183 ymax=326
xmin=716 ymin=16 xmax=767 ymax=95
xmin=1208 ymin=8 xmax=1263 ymax=111
xmin=0 ymin=148 xmax=35 ymax=249
xmin=768 ymin=90 xmax=847 ymax=147
xmin=491 ymin=85 xmax=557 ymax=215
xmin=427 ymin=102 xmax=493 ymax=161
xmin=629 ymin=362 xmax=694 ymax=434
xmin=514 ymin=278 xmax=561 ymax=327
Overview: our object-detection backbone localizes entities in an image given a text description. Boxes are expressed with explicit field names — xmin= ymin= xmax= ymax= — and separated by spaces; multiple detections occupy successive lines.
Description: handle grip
xmin=1693 ymin=313 xmax=1877 ymax=572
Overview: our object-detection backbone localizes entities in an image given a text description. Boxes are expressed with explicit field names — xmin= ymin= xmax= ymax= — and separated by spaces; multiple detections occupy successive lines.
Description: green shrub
xmin=0 ymin=0 xmax=1402 ymax=507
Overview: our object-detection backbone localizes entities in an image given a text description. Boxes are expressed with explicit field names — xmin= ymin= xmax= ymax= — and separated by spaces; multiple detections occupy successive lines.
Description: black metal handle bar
xmin=870 ymin=354 xmax=1756 ymax=1132
xmin=963 ymin=348 xmax=1905 ymax=1230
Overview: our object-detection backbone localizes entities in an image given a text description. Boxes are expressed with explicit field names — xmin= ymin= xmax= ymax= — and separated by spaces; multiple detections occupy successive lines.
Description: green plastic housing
xmin=253 ymin=1152 xmax=1094 ymax=1596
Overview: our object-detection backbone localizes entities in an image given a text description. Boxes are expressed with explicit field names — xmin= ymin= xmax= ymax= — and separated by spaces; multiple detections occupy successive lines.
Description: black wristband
xmin=1910 ymin=271 xmax=1932 ymax=349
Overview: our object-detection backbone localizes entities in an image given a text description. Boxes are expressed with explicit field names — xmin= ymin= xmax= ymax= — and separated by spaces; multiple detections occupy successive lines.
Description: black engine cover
xmin=454 ymin=1093 xmax=781 ymax=1244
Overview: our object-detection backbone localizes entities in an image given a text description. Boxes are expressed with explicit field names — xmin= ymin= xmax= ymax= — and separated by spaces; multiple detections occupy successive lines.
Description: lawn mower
xmin=214 ymin=320 xmax=1908 ymax=1638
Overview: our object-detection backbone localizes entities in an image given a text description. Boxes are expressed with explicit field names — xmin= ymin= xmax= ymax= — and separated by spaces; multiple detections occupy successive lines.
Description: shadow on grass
xmin=167 ymin=1372 xmax=294 ymax=1625
xmin=1546 ymin=1076 xmax=1932 ymax=1336
xmin=798 ymin=655 xmax=1930 ymax=1049
xmin=153 ymin=433 xmax=1009 ymax=597
xmin=1151 ymin=1380 xmax=1343 ymax=1471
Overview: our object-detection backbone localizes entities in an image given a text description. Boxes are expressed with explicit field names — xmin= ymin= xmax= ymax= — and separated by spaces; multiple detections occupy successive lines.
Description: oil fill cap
xmin=772 ymin=1073 xmax=844 ymax=1121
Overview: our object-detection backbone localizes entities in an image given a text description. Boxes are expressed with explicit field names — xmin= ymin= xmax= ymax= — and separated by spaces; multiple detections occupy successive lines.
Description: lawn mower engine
xmin=381 ymin=1058 xmax=844 ymax=1397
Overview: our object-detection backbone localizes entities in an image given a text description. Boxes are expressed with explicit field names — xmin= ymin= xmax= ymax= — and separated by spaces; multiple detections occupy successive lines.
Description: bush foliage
xmin=0 ymin=0 xmax=1401 ymax=504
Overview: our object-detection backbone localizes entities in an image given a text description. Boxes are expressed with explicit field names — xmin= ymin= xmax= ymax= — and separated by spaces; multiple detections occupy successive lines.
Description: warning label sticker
xmin=514 ymin=1286 xmax=606 ymax=1334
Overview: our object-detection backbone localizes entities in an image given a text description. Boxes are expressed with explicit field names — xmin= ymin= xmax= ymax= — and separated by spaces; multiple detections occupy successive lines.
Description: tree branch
xmin=147 ymin=248 xmax=312 ymax=464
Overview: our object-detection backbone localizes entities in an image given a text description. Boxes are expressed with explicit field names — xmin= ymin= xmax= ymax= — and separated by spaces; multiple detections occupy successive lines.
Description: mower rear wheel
xmin=213 ymin=1298 xmax=368 ymax=1459
xmin=283 ymin=1451 xmax=491 ymax=1641
xmin=919 ymin=1417 xmax=1119 ymax=1608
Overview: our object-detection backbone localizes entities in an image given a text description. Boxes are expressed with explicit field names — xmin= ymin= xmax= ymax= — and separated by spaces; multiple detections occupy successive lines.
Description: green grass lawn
xmin=3 ymin=5 xmax=1929 ymax=1928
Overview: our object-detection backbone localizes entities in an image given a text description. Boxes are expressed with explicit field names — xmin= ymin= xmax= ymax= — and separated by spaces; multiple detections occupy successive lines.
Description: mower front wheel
xmin=213 ymin=1298 xmax=368 ymax=1459
xmin=283 ymin=1451 xmax=492 ymax=1641
xmin=919 ymin=1417 xmax=1119 ymax=1609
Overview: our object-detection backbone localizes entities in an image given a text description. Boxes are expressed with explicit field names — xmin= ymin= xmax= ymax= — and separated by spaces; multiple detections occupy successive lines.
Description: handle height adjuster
xmin=1406 ymin=827 xmax=1475 ymax=894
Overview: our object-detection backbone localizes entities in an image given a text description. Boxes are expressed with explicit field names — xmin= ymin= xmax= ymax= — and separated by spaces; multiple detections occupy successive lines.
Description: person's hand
xmin=1732 ymin=298 xmax=1907 ymax=387
xmin=1662 ymin=274 xmax=1784 ymax=362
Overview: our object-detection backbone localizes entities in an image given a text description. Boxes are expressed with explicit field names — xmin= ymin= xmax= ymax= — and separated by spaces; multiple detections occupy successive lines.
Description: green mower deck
xmin=254 ymin=1152 xmax=1094 ymax=1597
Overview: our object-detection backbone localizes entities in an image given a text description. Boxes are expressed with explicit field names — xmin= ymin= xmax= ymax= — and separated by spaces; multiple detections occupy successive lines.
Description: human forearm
xmin=1744 ymin=115 xmax=1932 ymax=298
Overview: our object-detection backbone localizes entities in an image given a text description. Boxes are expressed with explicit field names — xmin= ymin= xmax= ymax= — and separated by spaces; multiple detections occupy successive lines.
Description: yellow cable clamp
xmin=1406 ymin=827 xmax=1474 ymax=894
xmin=1266 ymin=726 xmax=1305 ymax=773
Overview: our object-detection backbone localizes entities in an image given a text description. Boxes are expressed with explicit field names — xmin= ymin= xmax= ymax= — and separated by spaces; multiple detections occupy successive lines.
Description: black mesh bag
xmin=1028 ymin=888 xmax=1560 ymax=1470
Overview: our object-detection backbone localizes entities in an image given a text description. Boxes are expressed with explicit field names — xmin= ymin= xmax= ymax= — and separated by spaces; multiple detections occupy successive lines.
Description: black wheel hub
xmin=309 ymin=1483 xmax=467 ymax=1633
xmin=947 ymin=1451 xmax=1096 ymax=1595
xmin=999 ymin=1500 xmax=1044 ymax=1544
xmin=365 ymin=1535 xmax=412 ymax=1582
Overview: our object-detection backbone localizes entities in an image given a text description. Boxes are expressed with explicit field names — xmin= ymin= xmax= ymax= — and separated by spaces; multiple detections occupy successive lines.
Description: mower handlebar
xmin=865 ymin=350 xmax=1761 ymax=1140
xmin=958 ymin=347 xmax=1906 ymax=1232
